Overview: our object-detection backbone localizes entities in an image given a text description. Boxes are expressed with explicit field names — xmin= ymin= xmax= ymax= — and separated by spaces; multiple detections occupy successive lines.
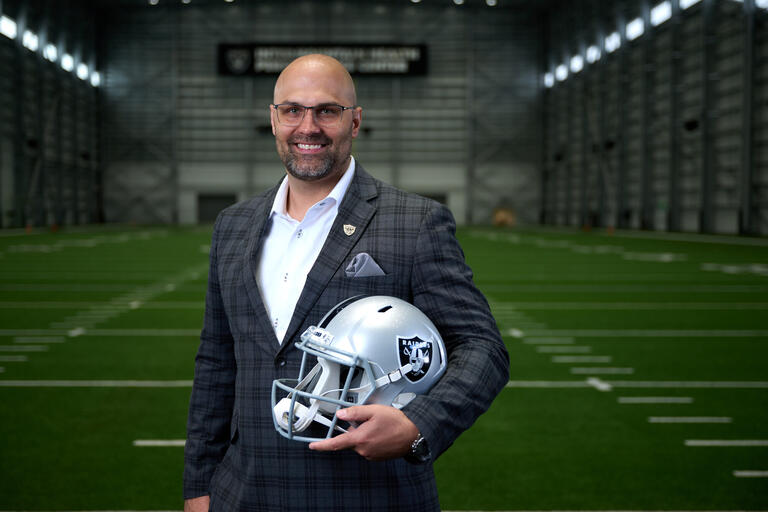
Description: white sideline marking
xmin=0 ymin=345 xmax=48 ymax=352
xmin=129 ymin=300 xmax=143 ymax=309
xmin=618 ymin=397 xmax=694 ymax=404
xmin=523 ymin=329 xmax=768 ymax=338
xmin=524 ymin=337 xmax=575 ymax=344
xmin=506 ymin=380 xmax=593 ymax=388
xmin=553 ymin=356 xmax=612 ymax=363
xmin=133 ymin=439 xmax=186 ymax=447
xmin=0 ymin=380 xmax=193 ymax=387
xmin=685 ymin=440 xmax=768 ymax=447
xmin=67 ymin=327 xmax=86 ymax=337
xmin=0 ymin=356 xmax=28 ymax=362
xmin=586 ymin=377 xmax=612 ymax=392
xmin=0 ymin=300 xmax=202 ymax=309
xmin=537 ymin=346 xmax=592 ymax=353
xmin=649 ymin=417 xmax=732 ymax=423
xmin=571 ymin=367 xmax=634 ymax=375
xmin=506 ymin=328 xmax=524 ymax=338
xmin=733 ymin=470 xmax=768 ymax=477
xmin=13 ymin=336 xmax=65 ymax=343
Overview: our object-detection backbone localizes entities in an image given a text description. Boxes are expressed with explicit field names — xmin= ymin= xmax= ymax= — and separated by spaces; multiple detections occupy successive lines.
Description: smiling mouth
xmin=296 ymin=143 xmax=324 ymax=150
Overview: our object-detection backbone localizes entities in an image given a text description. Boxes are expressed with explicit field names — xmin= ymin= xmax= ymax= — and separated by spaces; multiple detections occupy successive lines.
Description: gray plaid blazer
xmin=184 ymin=164 xmax=509 ymax=511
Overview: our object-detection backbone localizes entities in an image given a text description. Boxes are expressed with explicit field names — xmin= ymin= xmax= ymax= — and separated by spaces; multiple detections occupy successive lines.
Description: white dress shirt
xmin=256 ymin=157 xmax=356 ymax=344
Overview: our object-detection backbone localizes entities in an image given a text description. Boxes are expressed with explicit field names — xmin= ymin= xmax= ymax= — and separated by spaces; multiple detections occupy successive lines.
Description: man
xmin=184 ymin=54 xmax=509 ymax=511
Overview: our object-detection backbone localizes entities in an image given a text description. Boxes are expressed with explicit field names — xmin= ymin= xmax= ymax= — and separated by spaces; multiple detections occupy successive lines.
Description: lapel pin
xmin=343 ymin=224 xmax=356 ymax=236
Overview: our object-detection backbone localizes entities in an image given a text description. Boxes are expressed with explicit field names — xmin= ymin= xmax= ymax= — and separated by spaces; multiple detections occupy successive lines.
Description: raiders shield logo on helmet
xmin=398 ymin=336 xmax=433 ymax=382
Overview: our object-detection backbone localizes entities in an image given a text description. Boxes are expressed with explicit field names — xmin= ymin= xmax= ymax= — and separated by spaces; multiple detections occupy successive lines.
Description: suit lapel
xmin=278 ymin=165 xmax=379 ymax=355
xmin=242 ymin=185 xmax=282 ymax=349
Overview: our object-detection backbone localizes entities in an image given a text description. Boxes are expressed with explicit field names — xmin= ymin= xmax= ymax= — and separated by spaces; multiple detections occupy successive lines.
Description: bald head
xmin=273 ymin=54 xmax=357 ymax=106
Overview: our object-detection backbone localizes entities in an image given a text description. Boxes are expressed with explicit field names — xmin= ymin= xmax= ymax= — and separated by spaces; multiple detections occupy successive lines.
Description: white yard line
xmin=0 ymin=356 xmax=28 ymax=362
xmin=504 ymin=380 xmax=768 ymax=390
xmin=523 ymin=337 xmax=575 ymax=344
xmin=0 ymin=328 xmax=199 ymax=337
xmin=133 ymin=439 xmax=186 ymax=447
xmin=536 ymin=346 xmax=592 ymax=353
xmin=618 ymin=397 xmax=694 ymax=404
xmin=0 ymin=345 xmax=48 ymax=352
xmin=498 ymin=302 xmax=768 ymax=310
xmin=13 ymin=336 xmax=66 ymax=344
xmin=0 ymin=380 xmax=193 ymax=387
xmin=649 ymin=417 xmax=732 ymax=423
xmin=571 ymin=367 xmax=634 ymax=375
xmin=733 ymin=470 xmax=768 ymax=477
xmin=685 ymin=440 xmax=768 ymax=447
xmin=522 ymin=329 xmax=768 ymax=338
xmin=552 ymin=356 xmax=612 ymax=363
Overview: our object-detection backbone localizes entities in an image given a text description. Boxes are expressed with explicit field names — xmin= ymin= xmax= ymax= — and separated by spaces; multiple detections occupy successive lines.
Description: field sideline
xmin=0 ymin=225 xmax=766 ymax=510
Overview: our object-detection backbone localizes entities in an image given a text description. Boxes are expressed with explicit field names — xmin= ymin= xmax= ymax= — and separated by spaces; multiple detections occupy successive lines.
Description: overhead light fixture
xmin=149 ymin=0 xmax=159 ymax=4
xmin=0 ymin=15 xmax=17 ymax=39
xmin=44 ymin=43 xmax=58 ymax=62
xmin=650 ymin=1 xmax=672 ymax=26
xmin=570 ymin=55 xmax=584 ymax=73
xmin=605 ymin=31 xmax=621 ymax=53
xmin=61 ymin=53 xmax=74 ymax=71
xmin=182 ymin=0 xmax=191 ymax=4
xmin=679 ymin=0 xmax=702 ymax=8
xmin=90 ymin=71 xmax=101 ymax=87
xmin=486 ymin=0 xmax=498 ymax=5
xmin=411 ymin=0 xmax=421 ymax=4
xmin=77 ymin=63 xmax=89 ymax=80
xmin=555 ymin=64 xmax=568 ymax=82
xmin=625 ymin=17 xmax=644 ymax=41
xmin=22 ymin=30 xmax=39 ymax=51
xmin=454 ymin=0 xmax=465 ymax=4
xmin=586 ymin=45 xmax=601 ymax=63
xmin=544 ymin=72 xmax=554 ymax=88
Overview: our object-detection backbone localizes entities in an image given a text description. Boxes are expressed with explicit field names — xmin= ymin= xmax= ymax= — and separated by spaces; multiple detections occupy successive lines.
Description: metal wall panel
xmin=543 ymin=0 xmax=768 ymax=235
xmin=101 ymin=0 xmax=543 ymax=225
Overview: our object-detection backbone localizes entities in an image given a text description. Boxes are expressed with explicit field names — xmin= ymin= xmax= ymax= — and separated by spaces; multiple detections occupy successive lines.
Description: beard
xmin=283 ymin=150 xmax=336 ymax=181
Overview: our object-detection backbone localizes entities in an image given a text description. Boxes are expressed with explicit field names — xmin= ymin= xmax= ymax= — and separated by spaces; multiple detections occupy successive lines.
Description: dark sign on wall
xmin=218 ymin=43 xmax=428 ymax=76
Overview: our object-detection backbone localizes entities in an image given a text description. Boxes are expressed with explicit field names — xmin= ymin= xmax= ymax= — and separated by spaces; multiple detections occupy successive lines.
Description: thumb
xmin=336 ymin=405 xmax=374 ymax=422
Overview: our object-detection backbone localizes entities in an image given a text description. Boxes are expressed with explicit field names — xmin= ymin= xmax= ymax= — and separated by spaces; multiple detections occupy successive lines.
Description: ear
xmin=350 ymin=107 xmax=362 ymax=139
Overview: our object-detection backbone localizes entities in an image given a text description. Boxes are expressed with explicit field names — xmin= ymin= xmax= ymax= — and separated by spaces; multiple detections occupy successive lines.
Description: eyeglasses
xmin=271 ymin=103 xmax=358 ymax=128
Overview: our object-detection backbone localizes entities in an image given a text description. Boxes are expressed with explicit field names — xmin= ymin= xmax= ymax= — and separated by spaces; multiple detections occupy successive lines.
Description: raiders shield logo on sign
xmin=225 ymin=48 xmax=253 ymax=75
xmin=398 ymin=336 xmax=432 ymax=382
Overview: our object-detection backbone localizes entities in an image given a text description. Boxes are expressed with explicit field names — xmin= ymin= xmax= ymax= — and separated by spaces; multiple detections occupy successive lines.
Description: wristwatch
xmin=405 ymin=433 xmax=430 ymax=464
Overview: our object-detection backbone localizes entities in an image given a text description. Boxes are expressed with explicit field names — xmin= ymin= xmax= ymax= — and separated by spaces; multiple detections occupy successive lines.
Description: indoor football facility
xmin=0 ymin=0 xmax=767 ymax=510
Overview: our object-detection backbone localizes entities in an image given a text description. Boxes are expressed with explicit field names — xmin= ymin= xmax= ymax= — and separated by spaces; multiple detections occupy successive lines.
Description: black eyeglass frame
xmin=271 ymin=103 xmax=359 ymax=126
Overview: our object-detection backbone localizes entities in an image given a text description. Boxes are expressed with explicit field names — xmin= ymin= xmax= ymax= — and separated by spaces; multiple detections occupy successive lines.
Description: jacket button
xmin=276 ymin=357 xmax=286 ymax=367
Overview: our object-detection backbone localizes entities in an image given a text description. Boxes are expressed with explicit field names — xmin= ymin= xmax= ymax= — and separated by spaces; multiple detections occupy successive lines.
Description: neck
xmin=285 ymin=161 xmax=349 ymax=221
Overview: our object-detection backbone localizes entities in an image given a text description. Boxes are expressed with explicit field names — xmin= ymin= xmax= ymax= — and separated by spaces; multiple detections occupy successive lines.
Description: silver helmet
xmin=272 ymin=295 xmax=447 ymax=442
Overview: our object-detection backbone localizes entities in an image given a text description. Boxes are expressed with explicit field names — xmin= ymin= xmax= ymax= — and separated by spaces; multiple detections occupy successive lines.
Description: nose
xmin=296 ymin=107 xmax=321 ymax=134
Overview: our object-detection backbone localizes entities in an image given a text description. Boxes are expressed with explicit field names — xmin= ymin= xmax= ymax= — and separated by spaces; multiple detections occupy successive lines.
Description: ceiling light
xmin=61 ymin=53 xmax=74 ymax=71
xmin=22 ymin=30 xmax=39 ymax=51
xmin=0 ymin=15 xmax=17 ymax=39
xmin=44 ymin=43 xmax=58 ymax=62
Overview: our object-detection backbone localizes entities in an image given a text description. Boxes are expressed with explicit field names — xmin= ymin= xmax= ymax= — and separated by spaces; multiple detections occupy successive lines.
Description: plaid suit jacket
xmin=184 ymin=164 xmax=509 ymax=511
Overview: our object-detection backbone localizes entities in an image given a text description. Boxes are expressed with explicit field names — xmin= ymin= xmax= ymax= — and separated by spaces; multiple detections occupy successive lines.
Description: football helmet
xmin=271 ymin=295 xmax=447 ymax=442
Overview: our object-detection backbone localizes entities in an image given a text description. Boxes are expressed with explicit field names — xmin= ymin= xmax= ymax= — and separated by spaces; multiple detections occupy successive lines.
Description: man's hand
xmin=184 ymin=495 xmax=210 ymax=512
xmin=309 ymin=404 xmax=419 ymax=461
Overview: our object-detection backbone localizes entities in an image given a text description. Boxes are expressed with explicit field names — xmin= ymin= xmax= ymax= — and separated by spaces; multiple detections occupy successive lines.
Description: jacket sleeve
xmin=183 ymin=215 xmax=237 ymax=499
xmin=402 ymin=201 xmax=510 ymax=461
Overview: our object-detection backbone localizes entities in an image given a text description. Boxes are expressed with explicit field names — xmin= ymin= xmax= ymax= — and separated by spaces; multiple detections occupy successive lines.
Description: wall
xmin=100 ymin=0 xmax=543 ymax=225
xmin=542 ymin=0 xmax=768 ymax=235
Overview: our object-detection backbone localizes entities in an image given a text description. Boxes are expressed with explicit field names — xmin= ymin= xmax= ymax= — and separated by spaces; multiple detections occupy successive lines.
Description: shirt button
xmin=283 ymin=273 xmax=288 ymax=282
xmin=297 ymin=229 xmax=303 ymax=238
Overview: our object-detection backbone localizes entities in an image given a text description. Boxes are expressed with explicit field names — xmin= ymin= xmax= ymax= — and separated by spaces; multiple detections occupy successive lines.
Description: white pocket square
xmin=345 ymin=252 xmax=386 ymax=278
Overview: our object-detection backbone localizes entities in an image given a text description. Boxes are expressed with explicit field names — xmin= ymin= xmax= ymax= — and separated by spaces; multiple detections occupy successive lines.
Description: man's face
xmin=271 ymin=67 xmax=361 ymax=182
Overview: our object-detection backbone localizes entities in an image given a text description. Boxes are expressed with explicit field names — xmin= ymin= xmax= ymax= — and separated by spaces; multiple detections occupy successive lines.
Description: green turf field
xmin=1 ymin=225 xmax=767 ymax=511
